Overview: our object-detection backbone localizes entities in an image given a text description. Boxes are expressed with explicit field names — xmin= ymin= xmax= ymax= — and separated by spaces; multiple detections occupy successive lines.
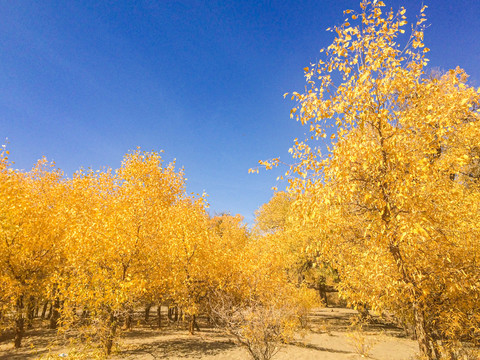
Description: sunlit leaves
xmin=0 ymin=150 xmax=65 ymax=346
xmin=279 ymin=1 xmax=480 ymax=358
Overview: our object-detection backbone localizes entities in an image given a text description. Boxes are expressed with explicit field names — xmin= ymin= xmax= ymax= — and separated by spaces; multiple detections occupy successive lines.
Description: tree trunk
xmin=144 ymin=303 xmax=152 ymax=322
xmin=104 ymin=312 xmax=118 ymax=356
xmin=413 ymin=302 xmax=437 ymax=360
xmin=124 ymin=306 xmax=134 ymax=330
xmin=26 ymin=296 xmax=35 ymax=329
xmin=168 ymin=306 xmax=178 ymax=322
xmin=389 ymin=244 xmax=438 ymax=360
xmin=156 ymin=304 xmax=162 ymax=328
xmin=188 ymin=314 xmax=200 ymax=335
xmin=49 ymin=298 xmax=60 ymax=329
xmin=14 ymin=316 xmax=25 ymax=348
xmin=14 ymin=296 xmax=25 ymax=348
xmin=41 ymin=301 xmax=49 ymax=319
xmin=47 ymin=302 xmax=53 ymax=319
xmin=319 ymin=284 xmax=328 ymax=307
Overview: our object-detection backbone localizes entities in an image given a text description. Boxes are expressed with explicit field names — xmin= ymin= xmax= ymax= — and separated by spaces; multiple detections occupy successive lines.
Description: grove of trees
xmin=0 ymin=147 xmax=318 ymax=358
xmin=1 ymin=2 xmax=479 ymax=360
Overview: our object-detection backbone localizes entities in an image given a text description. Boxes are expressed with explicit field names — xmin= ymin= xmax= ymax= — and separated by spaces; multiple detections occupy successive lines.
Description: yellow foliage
xmin=273 ymin=1 xmax=480 ymax=359
xmin=0 ymin=149 xmax=65 ymax=346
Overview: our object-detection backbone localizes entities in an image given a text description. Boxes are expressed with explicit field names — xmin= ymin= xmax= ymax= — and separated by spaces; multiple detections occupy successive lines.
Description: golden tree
xmin=254 ymin=192 xmax=292 ymax=235
xmin=208 ymin=213 xmax=250 ymax=296
xmin=59 ymin=149 xmax=189 ymax=354
xmin=268 ymin=1 xmax=480 ymax=358
xmin=161 ymin=196 xmax=212 ymax=334
xmin=253 ymin=192 xmax=338 ymax=306
xmin=0 ymin=149 xmax=65 ymax=347
xmin=208 ymin=212 xmax=318 ymax=360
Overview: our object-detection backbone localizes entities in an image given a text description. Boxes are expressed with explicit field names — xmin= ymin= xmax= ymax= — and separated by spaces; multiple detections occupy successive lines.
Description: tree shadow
xmin=308 ymin=307 xmax=409 ymax=338
xmin=121 ymin=336 xmax=237 ymax=359
xmin=290 ymin=340 xmax=354 ymax=355
xmin=0 ymin=327 xmax=59 ymax=360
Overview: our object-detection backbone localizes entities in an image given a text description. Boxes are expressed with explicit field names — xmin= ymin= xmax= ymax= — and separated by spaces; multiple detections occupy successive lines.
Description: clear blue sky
xmin=1 ymin=0 xmax=479 ymax=224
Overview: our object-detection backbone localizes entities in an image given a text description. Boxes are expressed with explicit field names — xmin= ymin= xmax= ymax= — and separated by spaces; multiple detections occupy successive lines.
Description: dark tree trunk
xmin=144 ymin=303 xmax=152 ymax=322
xmin=41 ymin=301 xmax=49 ymax=319
xmin=26 ymin=296 xmax=35 ymax=329
xmin=168 ymin=306 xmax=178 ymax=322
xmin=47 ymin=302 xmax=53 ymax=319
xmin=14 ymin=316 xmax=25 ymax=348
xmin=188 ymin=314 xmax=200 ymax=335
xmin=14 ymin=296 xmax=25 ymax=348
xmin=124 ymin=306 xmax=134 ymax=330
xmin=156 ymin=304 xmax=162 ymax=328
xmin=319 ymin=284 xmax=328 ymax=307
xmin=104 ymin=312 xmax=118 ymax=356
xmin=49 ymin=298 xmax=61 ymax=329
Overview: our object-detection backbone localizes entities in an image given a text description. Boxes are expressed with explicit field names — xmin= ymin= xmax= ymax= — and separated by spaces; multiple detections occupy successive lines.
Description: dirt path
xmin=0 ymin=308 xmax=419 ymax=360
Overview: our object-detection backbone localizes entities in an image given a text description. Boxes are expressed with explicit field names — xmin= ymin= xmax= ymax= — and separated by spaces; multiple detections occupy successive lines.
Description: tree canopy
xmin=266 ymin=1 xmax=480 ymax=358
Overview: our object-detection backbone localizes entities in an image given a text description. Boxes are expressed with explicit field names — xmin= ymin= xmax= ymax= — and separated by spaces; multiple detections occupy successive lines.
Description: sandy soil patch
xmin=0 ymin=307 xmax=419 ymax=360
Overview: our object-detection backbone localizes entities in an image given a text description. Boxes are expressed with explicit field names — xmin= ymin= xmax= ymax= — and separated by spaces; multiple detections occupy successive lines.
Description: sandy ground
xmin=0 ymin=307 xmax=419 ymax=360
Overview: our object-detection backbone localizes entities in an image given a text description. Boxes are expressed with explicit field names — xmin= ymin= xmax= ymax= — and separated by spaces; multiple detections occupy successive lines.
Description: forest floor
xmin=0 ymin=307 xmax=419 ymax=360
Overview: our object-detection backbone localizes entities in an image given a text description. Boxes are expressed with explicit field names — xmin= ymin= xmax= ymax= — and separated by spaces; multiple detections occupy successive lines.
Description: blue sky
xmin=1 ymin=0 xmax=479 ymax=224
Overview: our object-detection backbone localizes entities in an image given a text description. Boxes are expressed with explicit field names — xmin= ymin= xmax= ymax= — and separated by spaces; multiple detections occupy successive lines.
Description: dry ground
xmin=0 ymin=307 xmax=419 ymax=360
